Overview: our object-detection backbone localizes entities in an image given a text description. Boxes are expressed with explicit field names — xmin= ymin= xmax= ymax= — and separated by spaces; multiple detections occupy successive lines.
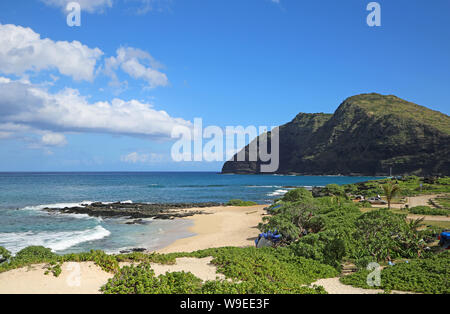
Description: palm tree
xmin=381 ymin=181 xmax=401 ymax=209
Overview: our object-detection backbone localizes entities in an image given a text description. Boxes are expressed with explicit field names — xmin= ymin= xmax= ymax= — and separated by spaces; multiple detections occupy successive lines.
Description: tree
xmin=381 ymin=181 xmax=401 ymax=209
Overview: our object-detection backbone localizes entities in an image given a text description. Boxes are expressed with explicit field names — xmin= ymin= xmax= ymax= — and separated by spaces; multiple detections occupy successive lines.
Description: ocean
xmin=0 ymin=172 xmax=380 ymax=255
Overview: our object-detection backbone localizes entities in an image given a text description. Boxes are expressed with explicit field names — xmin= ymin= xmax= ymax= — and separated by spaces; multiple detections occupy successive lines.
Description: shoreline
xmin=158 ymin=205 xmax=268 ymax=254
xmin=0 ymin=204 xmax=269 ymax=294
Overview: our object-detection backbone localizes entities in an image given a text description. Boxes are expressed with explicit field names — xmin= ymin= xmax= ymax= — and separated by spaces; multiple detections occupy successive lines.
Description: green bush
xmin=322 ymin=184 xmax=347 ymax=199
xmin=353 ymin=209 xmax=428 ymax=261
xmin=341 ymin=251 xmax=450 ymax=294
xmin=409 ymin=206 xmax=448 ymax=216
xmin=282 ymin=188 xmax=314 ymax=203
xmin=288 ymin=231 xmax=346 ymax=269
xmin=259 ymin=201 xmax=323 ymax=242
xmin=0 ymin=247 xmax=11 ymax=263
xmin=226 ymin=199 xmax=258 ymax=207
xmin=14 ymin=246 xmax=58 ymax=265
xmin=102 ymin=264 xmax=203 ymax=294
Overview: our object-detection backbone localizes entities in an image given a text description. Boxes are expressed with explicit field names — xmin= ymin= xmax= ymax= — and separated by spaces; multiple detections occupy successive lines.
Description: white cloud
xmin=105 ymin=47 xmax=169 ymax=89
xmin=126 ymin=0 xmax=172 ymax=15
xmin=0 ymin=24 xmax=103 ymax=81
xmin=0 ymin=78 xmax=191 ymax=142
xmin=121 ymin=152 xmax=164 ymax=163
xmin=41 ymin=132 xmax=68 ymax=147
xmin=40 ymin=0 xmax=171 ymax=15
xmin=40 ymin=0 xmax=113 ymax=14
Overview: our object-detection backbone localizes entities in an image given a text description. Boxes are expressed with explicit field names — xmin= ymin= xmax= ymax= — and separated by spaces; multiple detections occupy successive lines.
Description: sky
xmin=0 ymin=0 xmax=449 ymax=171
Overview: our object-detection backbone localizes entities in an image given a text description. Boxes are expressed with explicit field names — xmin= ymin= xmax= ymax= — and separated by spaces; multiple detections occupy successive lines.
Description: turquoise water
xmin=0 ymin=172 xmax=380 ymax=254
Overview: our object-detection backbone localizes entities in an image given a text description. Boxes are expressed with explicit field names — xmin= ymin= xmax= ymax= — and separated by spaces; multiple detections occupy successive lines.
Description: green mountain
xmin=222 ymin=93 xmax=450 ymax=176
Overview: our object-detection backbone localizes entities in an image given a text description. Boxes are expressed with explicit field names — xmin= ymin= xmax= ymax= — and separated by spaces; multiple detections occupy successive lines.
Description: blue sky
xmin=0 ymin=0 xmax=449 ymax=171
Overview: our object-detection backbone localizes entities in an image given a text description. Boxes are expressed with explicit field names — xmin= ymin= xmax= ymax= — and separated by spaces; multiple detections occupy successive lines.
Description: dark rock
xmin=119 ymin=248 xmax=147 ymax=254
xmin=43 ymin=202 xmax=222 ymax=220
xmin=125 ymin=219 xmax=147 ymax=225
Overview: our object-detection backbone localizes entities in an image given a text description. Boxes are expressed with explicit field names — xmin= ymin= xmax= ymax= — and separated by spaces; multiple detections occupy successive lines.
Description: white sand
xmin=0 ymin=205 xmax=266 ymax=294
xmin=159 ymin=205 xmax=267 ymax=253
xmin=0 ymin=262 xmax=113 ymax=294
xmin=151 ymin=257 xmax=225 ymax=281
xmin=312 ymin=277 xmax=415 ymax=294
xmin=0 ymin=257 xmax=227 ymax=294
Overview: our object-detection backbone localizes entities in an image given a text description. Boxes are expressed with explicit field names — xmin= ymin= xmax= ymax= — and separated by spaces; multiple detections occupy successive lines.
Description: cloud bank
xmin=0 ymin=79 xmax=191 ymax=143
xmin=0 ymin=24 xmax=103 ymax=81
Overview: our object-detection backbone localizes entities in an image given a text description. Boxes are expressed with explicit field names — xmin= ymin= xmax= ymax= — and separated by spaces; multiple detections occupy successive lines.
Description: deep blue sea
xmin=0 ymin=172 xmax=380 ymax=255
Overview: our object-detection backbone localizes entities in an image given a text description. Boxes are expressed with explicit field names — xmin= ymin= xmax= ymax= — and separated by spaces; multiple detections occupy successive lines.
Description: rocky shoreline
xmin=43 ymin=202 xmax=222 ymax=220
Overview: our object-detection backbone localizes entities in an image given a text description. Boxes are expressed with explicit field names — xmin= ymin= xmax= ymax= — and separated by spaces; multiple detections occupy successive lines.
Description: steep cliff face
xmin=222 ymin=93 xmax=450 ymax=176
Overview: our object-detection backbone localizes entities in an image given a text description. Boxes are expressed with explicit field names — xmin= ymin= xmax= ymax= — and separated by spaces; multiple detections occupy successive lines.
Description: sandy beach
xmin=1 ymin=199 xmax=441 ymax=294
xmin=0 ymin=205 xmax=268 ymax=294
xmin=158 ymin=205 xmax=268 ymax=253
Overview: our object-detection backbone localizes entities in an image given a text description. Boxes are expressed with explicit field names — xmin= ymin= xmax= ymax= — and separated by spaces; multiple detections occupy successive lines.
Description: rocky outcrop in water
xmin=44 ymin=202 xmax=221 ymax=220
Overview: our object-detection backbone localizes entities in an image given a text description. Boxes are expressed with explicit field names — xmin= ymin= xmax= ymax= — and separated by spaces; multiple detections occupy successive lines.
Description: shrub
xmin=341 ymin=251 xmax=450 ymax=294
xmin=322 ymin=184 xmax=347 ymax=199
xmin=259 ymin=201 xmax=322 ymax=242
xmin=409 ymin=206 xmax=448 ymax=216
xmin=14 ymin=246 xmax=57 ymax=265
xmin=288 ymin=231 xmax=346 ymax=269
xmin=0 ymin=247 xmax=11 ymax=263
xmin=202 ymin=247 xmax=338 ymax=285
xmin=282 ymin=188 xmax=314 ymax=203
xmin=353 ymin=209 xmax=428 ymax=261
xmin=226 ymin=199 xmax=258 ymax=207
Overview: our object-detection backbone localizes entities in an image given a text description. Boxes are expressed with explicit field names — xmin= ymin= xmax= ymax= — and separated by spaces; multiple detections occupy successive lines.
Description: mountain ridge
xmin=222 ymin=93 xmax=450 ymax=176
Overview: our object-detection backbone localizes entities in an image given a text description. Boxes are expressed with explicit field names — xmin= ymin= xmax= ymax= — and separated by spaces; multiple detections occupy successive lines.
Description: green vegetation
xmin=102 ymin=247 xmax=336 ymax=294
xmin=434 ymin=195 xmax=450 ymax=209
xmin=340 ymin=251 xmax=450 ymax=294
xmin=226 ymin=199 xmax=258 ymax=207
xmin=0 ymin=245 xmax=336 ymax=294
xmin=102 ymin=264 xmax=327 ymax=294
xmin=259 ymin=188 xmax=433 ymax=268
xmin=282 ymin=188 xmax=315 ymax=203
xmin=352 ymin=210 xmax=428 ymax=261
xmin=0 ymin=246 xmax=178 ymax=275
xmin=343 ymin=176 xmax=450 ymax=197
xmin=0 ymin=247 xmax=11 ymax=263
xmin=102 ymin=267 xmax=204 ymax=294
xmin=381 ymin=182 xmax=401 ymax=209
xmin=345 ymin=94 xmax=450 ymax=135
xmin=409 ymin=206 xmax=449 ymax=216
xmin=2 ymin=177 xmax=449 ymax=294
xmin=45 ymin=262 xmax=62 ymax=277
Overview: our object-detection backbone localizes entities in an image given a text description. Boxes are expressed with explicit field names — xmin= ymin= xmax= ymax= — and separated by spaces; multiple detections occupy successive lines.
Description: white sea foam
xmin=246 ymin=185 xmax=282 ymax=188
xmin=22 ymin=201 xmax=94 ymax=211
xmin=0 ymin=226 xmax=111 ymax=254
xmin=266 ymin=189 xmax=289 ymax=197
